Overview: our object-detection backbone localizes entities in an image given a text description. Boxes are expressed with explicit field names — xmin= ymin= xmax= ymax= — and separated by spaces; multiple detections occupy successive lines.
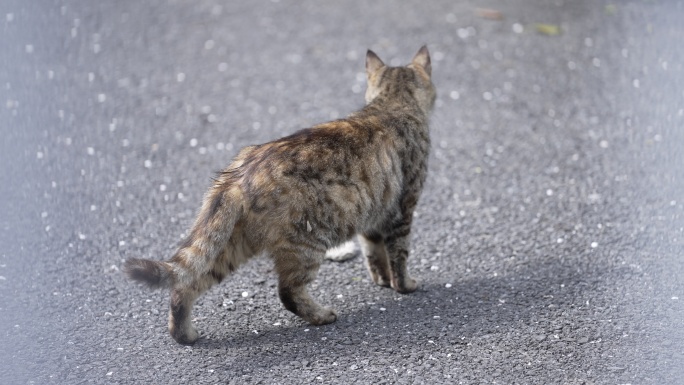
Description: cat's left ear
xmin=411 ymin=45 xmax=431 ymax=77
xmin=366 ymin=50 xmax=385 ymax=77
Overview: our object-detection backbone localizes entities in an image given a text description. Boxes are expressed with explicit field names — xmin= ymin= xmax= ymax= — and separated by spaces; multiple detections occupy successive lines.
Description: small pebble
xmin=534 ymin=334 xmax=546 ymax=341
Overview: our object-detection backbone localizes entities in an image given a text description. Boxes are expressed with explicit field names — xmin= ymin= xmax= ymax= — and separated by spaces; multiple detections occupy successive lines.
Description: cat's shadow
xmin=193 ymin=255 xmax=611 ymax=371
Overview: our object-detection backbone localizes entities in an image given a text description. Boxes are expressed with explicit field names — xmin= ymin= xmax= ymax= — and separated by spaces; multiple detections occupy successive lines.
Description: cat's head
xmin=365 ymin=45 xmax=436 ymax=114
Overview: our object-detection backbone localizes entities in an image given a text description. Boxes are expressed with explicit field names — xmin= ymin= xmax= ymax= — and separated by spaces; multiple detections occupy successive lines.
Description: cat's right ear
xmin=366 ymin=50 xmax=385 ymax=77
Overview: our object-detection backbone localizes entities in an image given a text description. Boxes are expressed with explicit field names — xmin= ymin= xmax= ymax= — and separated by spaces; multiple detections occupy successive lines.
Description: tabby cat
xmin=124 ymin=46 xmax=436 ymax=344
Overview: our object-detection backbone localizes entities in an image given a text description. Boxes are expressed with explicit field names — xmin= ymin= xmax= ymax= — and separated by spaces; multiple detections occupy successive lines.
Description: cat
xmin=124 ymin=46 xmax=436 ymax=344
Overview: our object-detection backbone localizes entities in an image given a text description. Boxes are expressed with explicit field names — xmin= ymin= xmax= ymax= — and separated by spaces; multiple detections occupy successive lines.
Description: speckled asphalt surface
xmin=1 ymin=0 xmax=683 ymax=384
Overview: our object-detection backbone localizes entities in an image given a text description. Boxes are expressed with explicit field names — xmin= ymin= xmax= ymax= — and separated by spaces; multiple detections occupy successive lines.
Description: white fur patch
xmin=325 ymin=240 xmax=359 ymax=262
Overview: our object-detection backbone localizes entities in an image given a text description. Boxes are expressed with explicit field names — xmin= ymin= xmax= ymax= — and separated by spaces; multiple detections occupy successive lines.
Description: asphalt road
xmin=1 ymin=0 xmax=683 ymax=384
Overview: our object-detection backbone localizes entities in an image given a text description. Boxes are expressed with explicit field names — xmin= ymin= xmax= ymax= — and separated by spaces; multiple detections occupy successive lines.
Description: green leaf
xmin=535 ymin=23 xmax=561 ymax=36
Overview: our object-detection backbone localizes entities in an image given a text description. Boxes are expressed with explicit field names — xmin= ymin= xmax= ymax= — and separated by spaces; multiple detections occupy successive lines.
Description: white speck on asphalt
xmin=591 ymin=242 xmax=598 ymax=248
xmin=445 ymin=283 xmax=452 ymax=288
xmin=241 ymin=291 xmax=249 ymax=297
xmin=512 ymin=23 xmax=524 ymax=33
xmin=97 ymin=93 xmax=106 ymax=102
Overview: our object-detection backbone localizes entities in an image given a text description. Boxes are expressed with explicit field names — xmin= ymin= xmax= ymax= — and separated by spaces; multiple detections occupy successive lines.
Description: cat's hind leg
xmin=168 ymin=287 xmax=201 ymax=345
xmin=166 ymin=263 xmax=224 ymax=345
xmin=273 ymin=248 xmax=337 ymax=325
xmin=359 ymin=233 xmax=392 ymax=287
xmin=167 ymin=239 xmax=249 ymax=344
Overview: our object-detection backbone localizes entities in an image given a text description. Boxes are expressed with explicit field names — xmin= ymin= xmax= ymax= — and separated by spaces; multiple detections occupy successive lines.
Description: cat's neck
xmin=359 ymin=95 xmax=431 ymax=122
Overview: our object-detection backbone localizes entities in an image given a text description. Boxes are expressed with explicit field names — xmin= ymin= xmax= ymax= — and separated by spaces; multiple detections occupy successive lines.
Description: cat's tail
xmin=124 ymin=258 xmax=175 ymax=288
xmin=124 ymin=182 xmax=245 ymax=290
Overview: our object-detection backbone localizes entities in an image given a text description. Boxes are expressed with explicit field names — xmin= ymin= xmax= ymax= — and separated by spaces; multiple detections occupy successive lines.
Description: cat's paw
xmin=308 ymin=307 xmax=338 ymax=326
xmin=369 ymin=271 xmax=392 ymax=288
xmin=171 ymin=324 xmax=199 ymax=345
xmin=391 ymin=277 xmax=418 ymax=294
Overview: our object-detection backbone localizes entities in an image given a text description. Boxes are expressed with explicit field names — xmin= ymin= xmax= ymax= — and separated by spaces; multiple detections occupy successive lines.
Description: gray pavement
xmin=1 ymin=0 xmax=683 ymax=384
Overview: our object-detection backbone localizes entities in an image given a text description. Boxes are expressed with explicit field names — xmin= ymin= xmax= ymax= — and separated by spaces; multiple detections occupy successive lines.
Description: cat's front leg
xmin=358 ymin=233 xmax=392 ymax=287
xmin=385 ymin=226 xmax=418 ymax=294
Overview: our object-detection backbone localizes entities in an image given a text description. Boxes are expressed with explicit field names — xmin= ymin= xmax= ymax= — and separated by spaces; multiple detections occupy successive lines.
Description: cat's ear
xmin=366 ymin=50 xmax=385 ymax=76
xmin=411 ymin=45 xmax=431 ymax=77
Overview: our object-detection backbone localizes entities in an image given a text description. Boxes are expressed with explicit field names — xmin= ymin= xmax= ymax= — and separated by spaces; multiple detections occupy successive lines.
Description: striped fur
xmin=124 ymin=46 xmax=436 ymax=344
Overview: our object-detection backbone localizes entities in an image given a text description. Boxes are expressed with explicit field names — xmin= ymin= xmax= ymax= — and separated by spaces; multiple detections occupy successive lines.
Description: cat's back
xmin=231 ymin=117 xmax=403 ymax=247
